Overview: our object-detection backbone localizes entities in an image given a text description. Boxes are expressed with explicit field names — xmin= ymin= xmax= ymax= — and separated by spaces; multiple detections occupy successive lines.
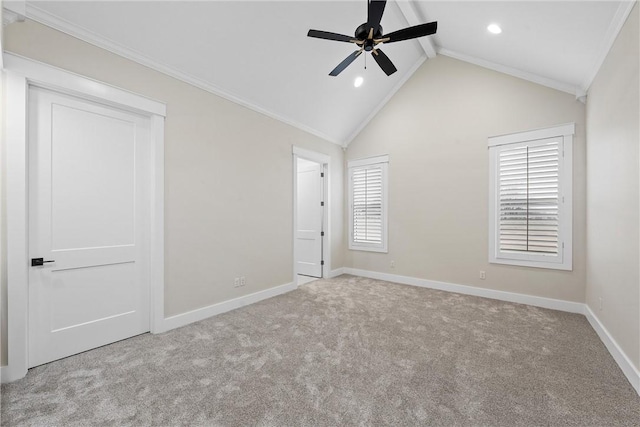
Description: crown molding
xmin=343 ymin=54 xmax=427 ymax=147
xmin=580 ymin=0 xmax=636 ymax=93
xmin=24 ymin=4 xmax=343 ymax=146
xmin=437 ymin=47 xmax=579 ymax=97
xmin=3 ymin=8 xmax=20 ymax=26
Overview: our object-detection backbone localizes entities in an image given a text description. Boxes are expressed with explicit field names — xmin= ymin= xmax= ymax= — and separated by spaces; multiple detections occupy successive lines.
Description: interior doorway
xmin=292 ymin=147 xmax=330 ymax=286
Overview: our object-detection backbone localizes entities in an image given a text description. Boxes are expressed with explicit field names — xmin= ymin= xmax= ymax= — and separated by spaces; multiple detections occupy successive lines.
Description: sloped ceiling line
xmin=21 ymin=3 xmax=343 ymax=146
xmin=13 ymin=2 xmax=636 ymax=147
xmin=580 ymin=0 xmax=637 ymax=92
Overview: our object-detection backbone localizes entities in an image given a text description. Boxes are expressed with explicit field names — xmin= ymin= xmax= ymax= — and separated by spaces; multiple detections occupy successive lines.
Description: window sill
xmin=489 ymin=257 xmax=572 ymax=271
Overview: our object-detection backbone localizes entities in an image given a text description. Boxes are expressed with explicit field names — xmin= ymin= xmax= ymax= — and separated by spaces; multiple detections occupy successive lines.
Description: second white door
xmin=296 ymin=158 xmax=324 ymax=278
xmin=28 ymin=86 xmax=151 ymax=367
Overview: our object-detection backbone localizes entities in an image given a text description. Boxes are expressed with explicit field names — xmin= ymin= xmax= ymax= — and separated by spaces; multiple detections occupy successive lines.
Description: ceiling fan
xmin=307 ymin=0 xmax=437 ymax=77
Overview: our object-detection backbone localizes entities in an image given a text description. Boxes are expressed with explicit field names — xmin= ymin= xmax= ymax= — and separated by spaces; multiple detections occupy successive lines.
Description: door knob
xmin=31 ymin=258 xmax=55 ymax=267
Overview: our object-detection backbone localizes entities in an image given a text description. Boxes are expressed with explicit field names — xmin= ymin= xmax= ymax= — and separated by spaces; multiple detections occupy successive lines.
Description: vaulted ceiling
xmin=12 ymin=1 xmax=634 ymax=146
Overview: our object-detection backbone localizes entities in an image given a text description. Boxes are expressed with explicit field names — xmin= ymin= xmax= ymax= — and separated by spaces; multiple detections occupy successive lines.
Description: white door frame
xmin=292 ymin=146 xmax=330 ymax=285
xmin=2 ymin=53 xmax=166 ymax=383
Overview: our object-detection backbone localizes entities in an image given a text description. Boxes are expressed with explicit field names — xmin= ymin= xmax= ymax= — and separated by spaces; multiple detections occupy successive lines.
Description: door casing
xmin=3 ymin=53 xmax=166 ymax=383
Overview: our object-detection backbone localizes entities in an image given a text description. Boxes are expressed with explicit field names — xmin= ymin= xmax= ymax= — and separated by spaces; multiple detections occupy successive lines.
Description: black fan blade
xmin=308 ymin=29 xmax=355 ymax=43
xmin=329 ymin=50 xmax=363 ymax=76
xmin=383 ymin=22 xmax=437 ymax=44
xmin=372 ymin=49 xmax=397 ymax=76
xmin=366 ymin=0 xmax=387 ymax=35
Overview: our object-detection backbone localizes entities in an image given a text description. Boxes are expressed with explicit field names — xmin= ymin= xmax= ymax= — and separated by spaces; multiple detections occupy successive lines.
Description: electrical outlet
xmin=234 ymin=277 xmax=240 ymax=288
xmin=240 ymin=276 xmax=246 ymax=287
xmin=599 ymin=297 xmax=603 ymax=311
xmin=390 ymin=260 xmax=395 ymax=268
xmin=479 ymin=271 xmax=486 ymax=280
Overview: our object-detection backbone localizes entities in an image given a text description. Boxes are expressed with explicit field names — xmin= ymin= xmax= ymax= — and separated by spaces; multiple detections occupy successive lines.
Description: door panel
xmin=28 ymin=87 xmax=151 ymax=368
xmin=50 ymin=104 xmax=136 ymax=249
xmin=296 ymin=159 xmax=323 ymax=278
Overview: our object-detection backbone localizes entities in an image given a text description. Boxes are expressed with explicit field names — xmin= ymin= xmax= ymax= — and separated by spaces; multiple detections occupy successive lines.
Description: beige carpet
xmin=2 ymin=275 xmax=639 ymax=426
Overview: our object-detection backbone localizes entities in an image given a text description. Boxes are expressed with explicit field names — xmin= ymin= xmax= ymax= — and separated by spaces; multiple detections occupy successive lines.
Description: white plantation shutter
xmin=489 ymin=124 xmax=573 ymax=271
xmin=352 ymin=166 xmax=383 ymax=244
xmin=498 ymin=141 xmax=559 ymax=254
xmin=349 ymin=156 xmax=388 ymax=252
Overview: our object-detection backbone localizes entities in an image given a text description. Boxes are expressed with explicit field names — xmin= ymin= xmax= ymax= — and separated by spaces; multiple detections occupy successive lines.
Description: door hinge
xmin=320 ymin=201 xmax=324 ymax=206
xmin=321 ymin=172 xmax=324 ymax=177
xmin=321 ymin=231 xmax=325 ymax=236
xmin=321 ymin=260 xmax=325 ymax=265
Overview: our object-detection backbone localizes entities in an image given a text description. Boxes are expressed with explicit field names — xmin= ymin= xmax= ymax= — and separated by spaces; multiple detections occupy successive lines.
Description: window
xmin=488 ymin=123 xmax=574 ymax=270
xmin=348 ymin=155 xmax=389 ymax=252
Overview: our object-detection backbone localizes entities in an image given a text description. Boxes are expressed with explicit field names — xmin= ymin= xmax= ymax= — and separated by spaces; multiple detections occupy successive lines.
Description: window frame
xmin=348 ymin=155 xmax=389 ymax=253
xmin=488 ymin=123 xmax=574 ymax=271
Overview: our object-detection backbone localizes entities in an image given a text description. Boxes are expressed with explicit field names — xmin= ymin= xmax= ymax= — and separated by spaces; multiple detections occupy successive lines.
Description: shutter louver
xmin=498 ymin=141 xmax=559 ymax=255
xmin=352 ymin=166 xmax=383 ymax=245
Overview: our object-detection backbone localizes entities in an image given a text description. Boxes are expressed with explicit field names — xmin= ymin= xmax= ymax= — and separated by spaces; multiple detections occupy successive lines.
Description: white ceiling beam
xmin=394 ymin=1 xmax=437 ymax=58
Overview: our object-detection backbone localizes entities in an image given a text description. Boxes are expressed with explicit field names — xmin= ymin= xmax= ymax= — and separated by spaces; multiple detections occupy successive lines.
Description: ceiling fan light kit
xmin=307 ymin=0 xmax=437 ymax=77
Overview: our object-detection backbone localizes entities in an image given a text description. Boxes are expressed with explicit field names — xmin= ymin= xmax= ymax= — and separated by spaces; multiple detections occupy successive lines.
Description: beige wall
xmin=346 ymin=54 xmax=586 ymax=303
xmin=585 ymin=4 xmax=639 ymax=371
xmin=1 ymin=20 xmax=344 ymax=363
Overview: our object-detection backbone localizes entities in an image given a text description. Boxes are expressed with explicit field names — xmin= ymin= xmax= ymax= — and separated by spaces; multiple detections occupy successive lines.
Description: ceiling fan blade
xmin=383 ymin=22 xmax=438 ymax=44
xmin=329 ymin=50 xmax=363 ymax=76
xmin=366 ymin=0 xmax=387 ymax=35
xmin=371 ymin=49 xmax=397 ymax=76
xmin=308 ymin=29 xmax=357 ymax=43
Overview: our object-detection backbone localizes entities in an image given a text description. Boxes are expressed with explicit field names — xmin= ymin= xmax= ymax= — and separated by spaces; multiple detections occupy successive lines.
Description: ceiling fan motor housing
xmin=356 ymin=23 xmax=383 ymax=51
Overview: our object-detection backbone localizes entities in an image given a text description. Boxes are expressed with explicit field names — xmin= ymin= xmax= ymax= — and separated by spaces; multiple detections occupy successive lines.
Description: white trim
xmin=23 ymin=3 xmax=342 ymax=146
xmin=347 ymin=154 xmax=389 ymax=169
xmin=292 ymin=146 xmax=331 ymax=282
xmin=581 ymin=1 xmax=637 ymax=92
xmin=488 ymin=122 xmax=575 ymax=147
xmin=3 ymin=1 xmax=25 ymax=26
xmin=344 ymin=56 xmax=426 ymax=147
xmin=4 ymin=53 xmax=166 ymax=117
xmin=348 ymin=156 xmax=389 ymax=253
xmin=437 ymin=47 xmax=579 ymax=97
xmin=4 ymin=71 xmax=29 ymax=383
xmin=584 ymin=305 xmax=640 ymax=395
xmin=488 ymin=124 xmax=574 ymax=271
xmin=328 ymin=268 xmax=345 ymax=278
xmin=162 ymin=281 xmax=297 ymax=332
xmin=3 ymin=58 xmax=165 ymax=382
xmin=2 ymin=8 xmax=20 ymax=27
xmin=344 ymin=268 xmax=584 ymax=314
xmin=292 ymin=146 xmax=330 ymax=165
xmin=149 ymin=115 xmax=166 ymax=334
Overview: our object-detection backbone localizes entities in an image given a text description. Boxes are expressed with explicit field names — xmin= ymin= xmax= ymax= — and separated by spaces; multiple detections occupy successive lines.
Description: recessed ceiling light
xmin=487 ymin=24 xmax=502 ymax=34
xmin=354 ymin=76 xmax=364 ymax=88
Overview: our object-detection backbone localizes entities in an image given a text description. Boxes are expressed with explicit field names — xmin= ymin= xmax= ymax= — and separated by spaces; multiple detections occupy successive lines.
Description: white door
xmin=296 ymin=158 xmax=324 ymax=277
xmin=28 ymin=87 xmax=151 ymax=368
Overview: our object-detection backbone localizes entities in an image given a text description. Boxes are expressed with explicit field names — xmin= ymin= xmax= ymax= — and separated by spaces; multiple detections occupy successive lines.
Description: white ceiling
xmin=17 ymin=1 xmax=633 ymax=146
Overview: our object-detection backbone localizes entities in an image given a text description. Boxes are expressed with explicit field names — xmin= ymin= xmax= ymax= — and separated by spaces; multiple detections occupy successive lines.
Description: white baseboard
xmin=328 ymin=267 xmax=344 ymax=278
xmin=584 ymin=305 xmax=640 ymax=395
xmin=160 ymin=281 xmax=297 ymax=332
xmin=344 ymin=268 xmax=584 ymax=313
